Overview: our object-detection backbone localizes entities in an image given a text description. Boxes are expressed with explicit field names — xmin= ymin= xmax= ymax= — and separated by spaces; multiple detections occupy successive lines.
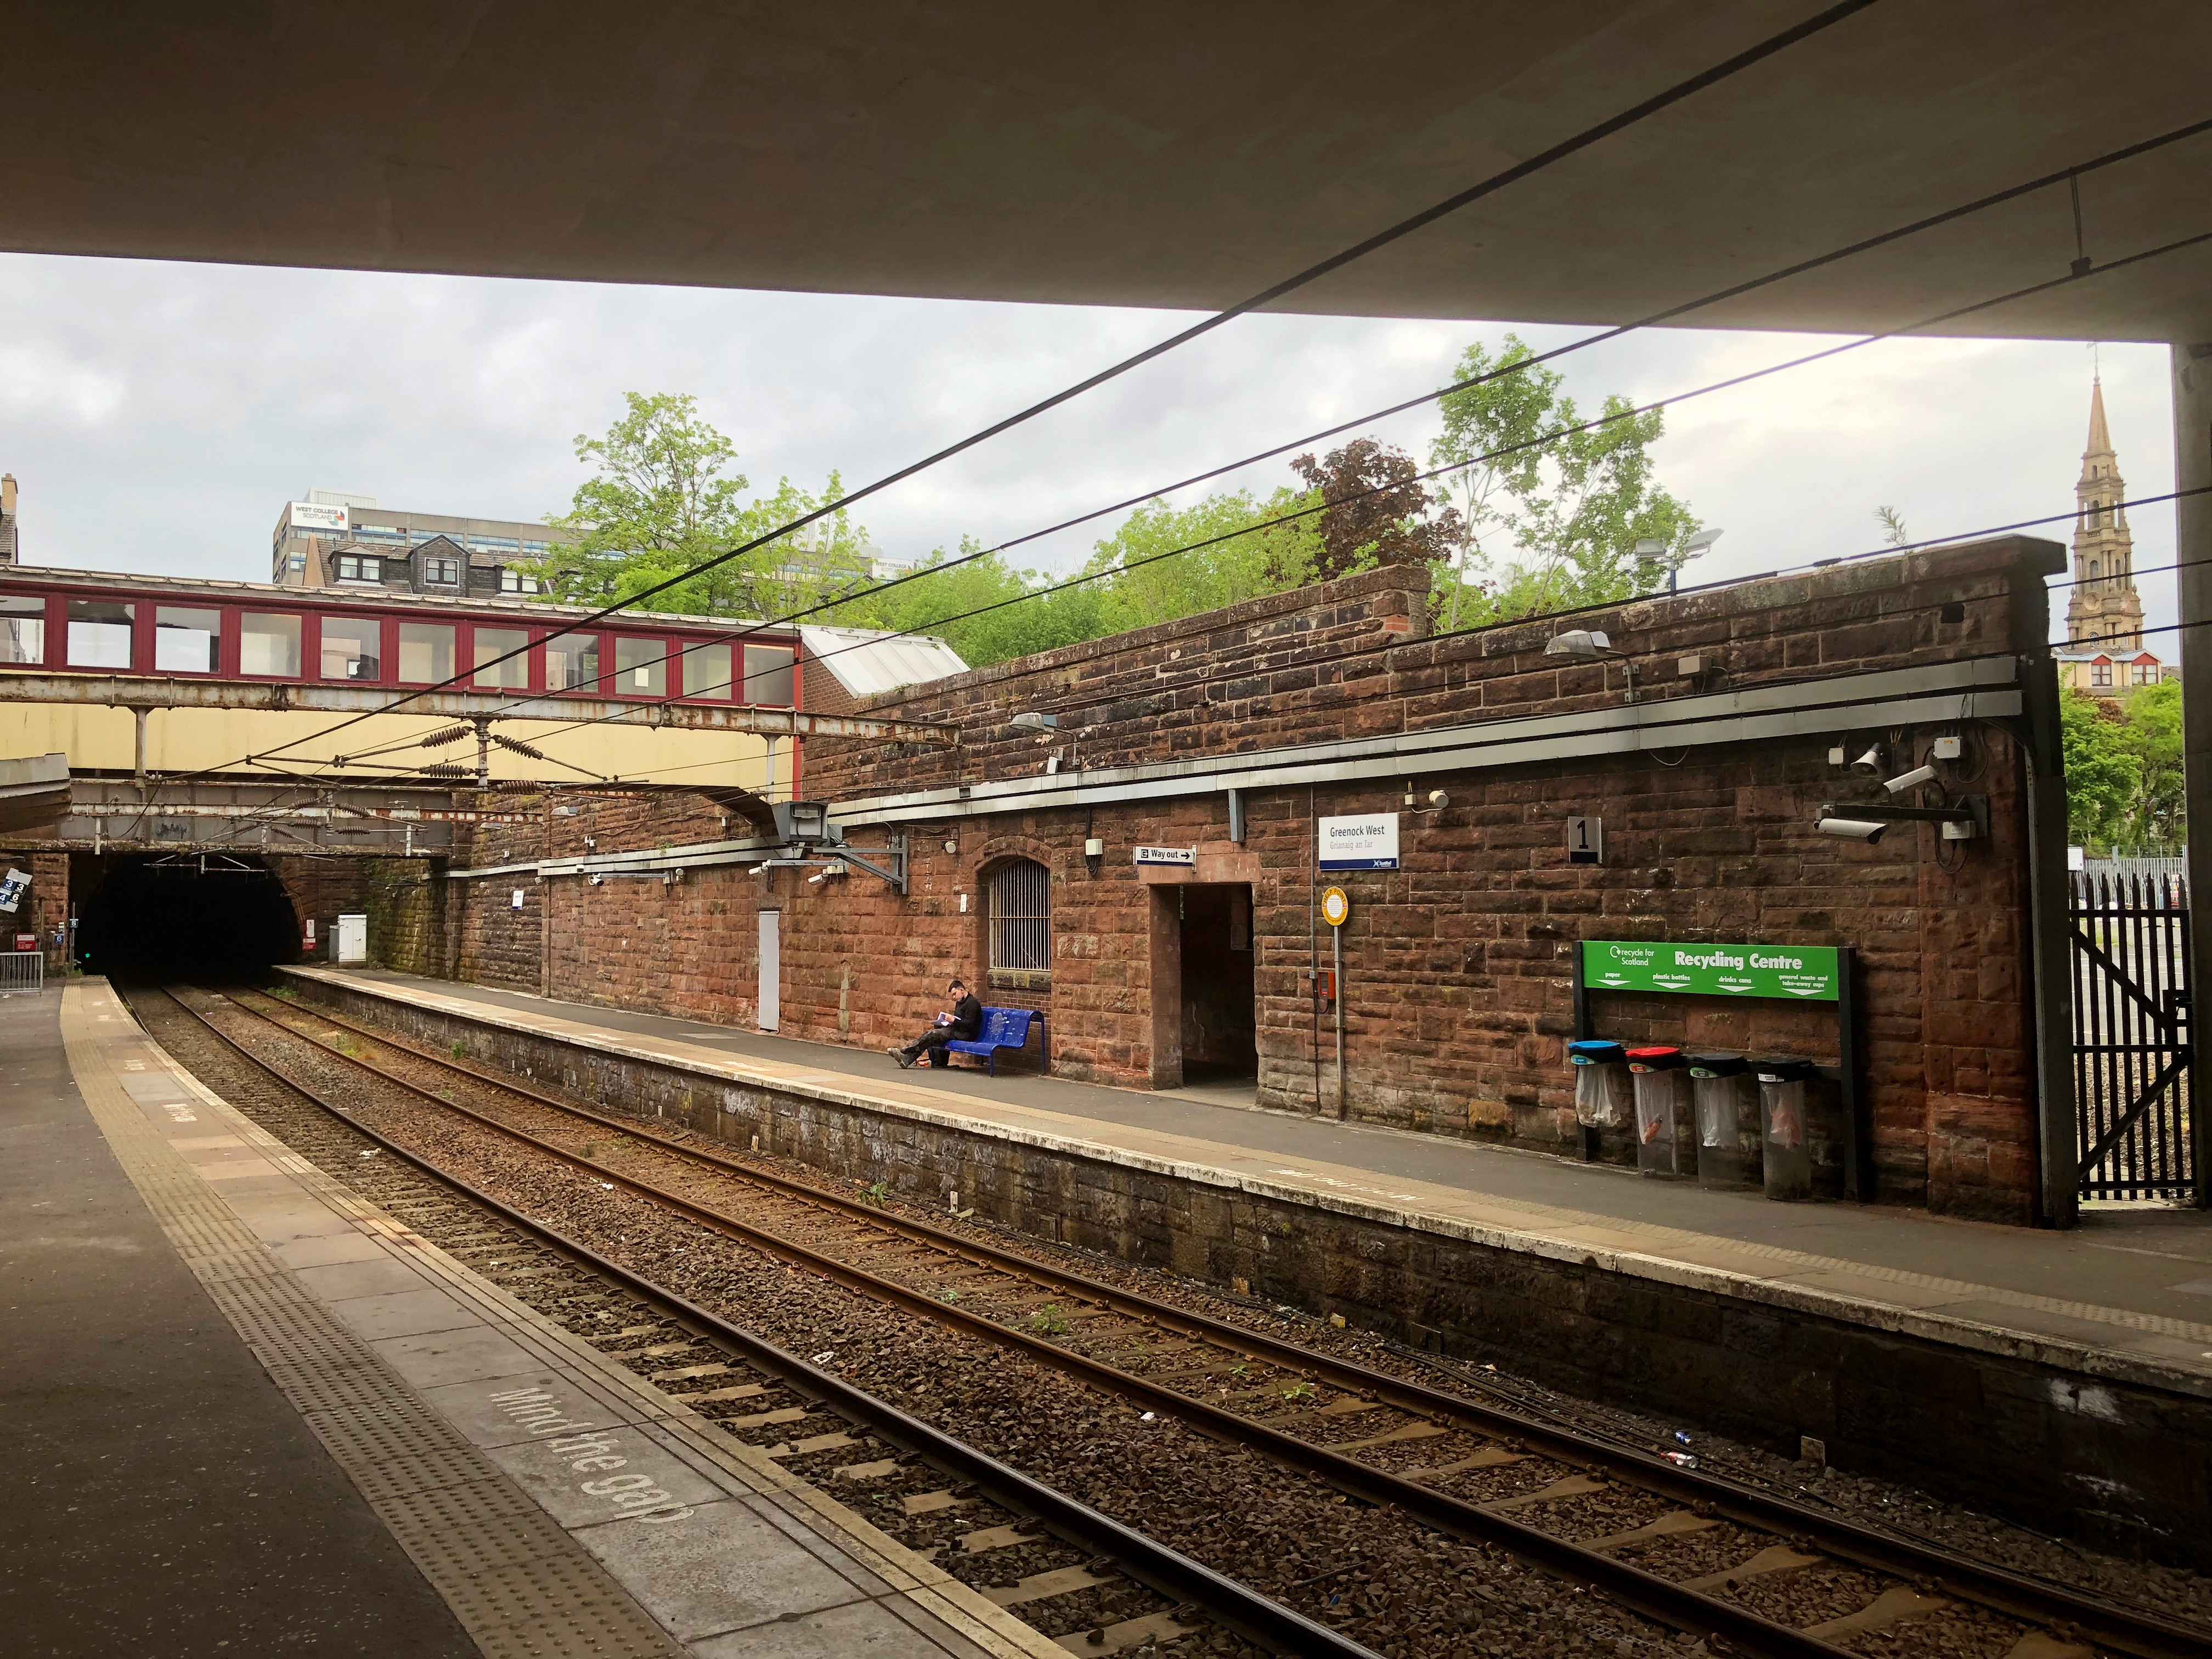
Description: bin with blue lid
xmin=1687 ymin=1051 xmax=1760 ymax=1189
xmin=1626 ymin=1046 xmax=1695 ymax=1178
xmin=1750 ymin=1056 xmax=1818 ymax=1200
xmin=1567 ymin=1039 xmax=1631 ymax=1132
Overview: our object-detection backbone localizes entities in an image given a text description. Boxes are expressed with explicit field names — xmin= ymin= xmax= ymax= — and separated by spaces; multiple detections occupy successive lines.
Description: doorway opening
xmin=1177 ymin=882 xmax=1256 ymax=1099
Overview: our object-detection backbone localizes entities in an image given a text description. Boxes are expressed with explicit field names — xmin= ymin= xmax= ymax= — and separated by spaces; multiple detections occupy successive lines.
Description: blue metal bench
xmin=941 ymin=1006 xmax=1040 ymax=1076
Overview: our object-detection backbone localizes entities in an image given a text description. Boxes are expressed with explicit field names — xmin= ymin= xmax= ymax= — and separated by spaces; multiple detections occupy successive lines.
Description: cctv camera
xmin=1883 ymin=764 xmax=1938 ymax=795
xmin=1849 ymin=745 xmax=1885 ymax=775
xmin=587 ymin=873 xmax=604 ymax=885
xmin=1816 ymin=816 xmax=1887 ymax=844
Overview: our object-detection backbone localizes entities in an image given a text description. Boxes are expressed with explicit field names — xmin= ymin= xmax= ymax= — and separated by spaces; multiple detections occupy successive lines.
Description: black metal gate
xmin=2070 ymin=873 xmax=2194 ymax=1200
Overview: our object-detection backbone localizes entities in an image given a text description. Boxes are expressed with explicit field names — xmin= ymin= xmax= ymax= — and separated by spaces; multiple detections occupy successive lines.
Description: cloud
xmin=0 ymin=252 xmax=2177 ymax=642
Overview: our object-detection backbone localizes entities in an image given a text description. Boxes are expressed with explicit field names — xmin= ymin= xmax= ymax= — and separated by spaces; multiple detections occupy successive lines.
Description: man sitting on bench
xmin=889 ymin=979 xmax=982 ymax=1069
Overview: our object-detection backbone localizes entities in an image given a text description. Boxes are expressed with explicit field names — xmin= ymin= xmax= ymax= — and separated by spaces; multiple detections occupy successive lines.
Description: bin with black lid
xmin=1750 ymin=1056 xmax=1818 ymax=1200
xmin=1626 ymin=1045 xmax=1695 ymax=1178
xmin=1567 ymin=1039 xmax=1631 ymax=1132
xmin=1688 ymin=1052 xmax=1760 ymax=1189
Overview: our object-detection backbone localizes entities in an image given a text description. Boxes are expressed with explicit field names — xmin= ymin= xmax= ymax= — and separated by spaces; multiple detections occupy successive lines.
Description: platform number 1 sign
xmin=1567 ymin=817 xmax=1603 ymax=866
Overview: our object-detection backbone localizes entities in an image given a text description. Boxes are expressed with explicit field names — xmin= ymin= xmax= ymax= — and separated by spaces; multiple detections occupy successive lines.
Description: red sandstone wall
xmin=433 ymin=539 xmax=2063 ymax=1223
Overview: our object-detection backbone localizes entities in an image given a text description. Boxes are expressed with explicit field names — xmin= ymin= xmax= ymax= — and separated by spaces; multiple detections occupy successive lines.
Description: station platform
xmin=285 ymin=966 xmax=2212 ymax=1398
xmin=2 ymin=978 xmax=1059 ymax=1659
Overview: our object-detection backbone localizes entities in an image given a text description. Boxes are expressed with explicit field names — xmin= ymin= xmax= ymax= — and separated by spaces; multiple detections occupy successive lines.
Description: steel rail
xmin=198 ymin=985 xmax=1858 ymax=1659
xmin=128 ymin=984 xmax=1384 ymax=1659
xmin=245 ymin=984 xmax=2212 ymax=1659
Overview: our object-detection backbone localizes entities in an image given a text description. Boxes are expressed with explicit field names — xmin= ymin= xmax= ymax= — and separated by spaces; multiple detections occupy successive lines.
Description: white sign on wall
xmin=1318 ymin=814 xmax=1399 ymax=871
xmin=1133 ymin=845 xmax=1197 ymax=867
xmin=289 ymin=500 xmax=349 ymax=533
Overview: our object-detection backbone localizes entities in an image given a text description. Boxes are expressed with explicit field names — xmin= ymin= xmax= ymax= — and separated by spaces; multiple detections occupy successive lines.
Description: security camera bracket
xmin=1820 ymin=797 xmax=1987 ymax=836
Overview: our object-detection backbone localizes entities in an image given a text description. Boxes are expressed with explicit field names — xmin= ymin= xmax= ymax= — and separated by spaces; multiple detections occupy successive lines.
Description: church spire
xmin=2066 ymin=375 xmax=2142 ymax=658
xmin=2083 ymin=375 xmax=2113 ymax=467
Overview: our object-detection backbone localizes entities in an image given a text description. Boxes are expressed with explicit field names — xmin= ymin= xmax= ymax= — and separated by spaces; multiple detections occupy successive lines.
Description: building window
xmin=2089 ymin=560 xmax=2100 ymax=580
xmin=2133 ymin=661 xmax=2154 ymax=685
xmin=682 ymin=642 xmax=731 ymax=698
xmin=154 ymin=606 xmax=221 ymax=674
xmin=2090 ymin=660 xmax=2112 ymax=687
xmin=66 ymin=599 xmax=135 ymax=669
xmin=498 ymin=568 xmax=541 ymax=594
xmin=614 ymin=636 xmax=667 ymax=696
xmin=422 ymin=556 xmax=461 ymax=586
xmin=546 ymin=634 xmax=600 ymax=692
xmin=989 ymin=859 xmax=1052 ymax=975
xmin=321 ymin=616 xmax=381 ymax=681
xmin=239 ymin=612 xmax=302 ymax=677
xmin=473 ymin=626 xmax=529 ymax=689
xmin=398 ymin=622 xmax=455 ymax=683
xmin=0 ymin=595 xmax=46 ymax=665
xmin=335 ymin=554 xmax=381 ymax=583
xmin=741 ymin=643 xmax=795 ymax=706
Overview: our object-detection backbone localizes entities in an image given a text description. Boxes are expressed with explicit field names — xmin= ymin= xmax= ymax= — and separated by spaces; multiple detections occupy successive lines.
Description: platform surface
xmin=14 ymin=978 xmax=1057 ymax=1659
xmin=290 ymin=966 xmax=2212 ymax=1396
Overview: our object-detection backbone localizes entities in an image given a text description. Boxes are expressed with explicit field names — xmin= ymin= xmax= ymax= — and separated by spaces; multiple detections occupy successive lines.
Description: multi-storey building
xmin=1 ymin=473 xmax=18 ymax=566
xmin=270 ymin=489 xmax=575 ymax=599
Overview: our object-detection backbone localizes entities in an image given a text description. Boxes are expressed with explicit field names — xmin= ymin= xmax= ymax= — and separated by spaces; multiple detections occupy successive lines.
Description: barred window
xmin=989 ymin=859 xmax=1051 ymax=972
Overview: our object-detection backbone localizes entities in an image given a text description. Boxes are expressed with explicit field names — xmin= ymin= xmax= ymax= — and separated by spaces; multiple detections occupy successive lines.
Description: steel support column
xmin=2174 ymin=342 xmax=2212 ymax=1207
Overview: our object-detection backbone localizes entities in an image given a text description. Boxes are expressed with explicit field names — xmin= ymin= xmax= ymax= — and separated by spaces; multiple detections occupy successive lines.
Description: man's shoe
xmin=887 ymin=1047 xmax=912 ymax=1068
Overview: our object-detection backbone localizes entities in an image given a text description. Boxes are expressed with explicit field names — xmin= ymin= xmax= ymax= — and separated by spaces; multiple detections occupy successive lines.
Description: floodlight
xmin=1816 ymin=816 xmax=1887 ymax=844
xmin=1683 ymin=528 xmax=1725 ymax=553
xmin=772 ymin=800 xmax=832 ymax=843
xmin=1633 ymin=538 xmax=1666 ymax=559
xmin=1543 ymin=629 xmax=1612 ymax=659
xmin=1009 ymin=710 xmax=1058 ymax=731
xmin=1883 ymin=764 xmax=1938 ymax=795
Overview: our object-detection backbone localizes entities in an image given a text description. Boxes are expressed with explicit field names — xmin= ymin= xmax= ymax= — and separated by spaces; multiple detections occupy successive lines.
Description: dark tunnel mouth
xmin=74 ymin=853 xmax=302 ymax=983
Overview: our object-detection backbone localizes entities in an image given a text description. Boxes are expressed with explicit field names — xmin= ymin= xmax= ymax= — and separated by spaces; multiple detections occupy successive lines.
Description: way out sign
xmin=1318 ymin=814 xmax=1398 ymax=870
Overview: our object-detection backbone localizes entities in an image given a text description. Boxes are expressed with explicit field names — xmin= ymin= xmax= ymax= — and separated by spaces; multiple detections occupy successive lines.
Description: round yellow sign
xmin=1321 ymin=885 xmax=1350 ymax=928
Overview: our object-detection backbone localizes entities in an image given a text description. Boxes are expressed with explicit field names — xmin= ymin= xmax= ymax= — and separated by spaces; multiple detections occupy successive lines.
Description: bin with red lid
xmin=1625 ymin=1045 xmax=1695 ymax=1178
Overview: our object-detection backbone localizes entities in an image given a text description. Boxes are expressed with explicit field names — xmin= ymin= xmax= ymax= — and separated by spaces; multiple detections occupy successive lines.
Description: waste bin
xmin=1567 ymin=1040 xmax=1632 ymax=1135
xmin=1626 ymin=1046 xmax=1694 ymax=1178
xmin=1687 ymin=1052 xmax=1760 ymax=1189
xmin=1751 ymin=1057 xmax=1818 ymax=1201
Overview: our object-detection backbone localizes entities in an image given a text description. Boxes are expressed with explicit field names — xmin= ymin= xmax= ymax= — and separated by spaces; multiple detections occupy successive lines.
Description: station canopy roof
xmin=3 ymin=4 xmax=2206 ymax=343
xmin=798 ymin=627 xmax=970 ymax=701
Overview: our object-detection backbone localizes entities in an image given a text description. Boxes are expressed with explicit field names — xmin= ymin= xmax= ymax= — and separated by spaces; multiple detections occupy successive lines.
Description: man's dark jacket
xmin=947 ymin=993 xmax=983 ymax=1040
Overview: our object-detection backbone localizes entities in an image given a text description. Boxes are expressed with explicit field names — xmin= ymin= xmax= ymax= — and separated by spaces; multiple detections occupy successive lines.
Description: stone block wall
xmin=430 ymin=537 xmax=2065 ymax=1221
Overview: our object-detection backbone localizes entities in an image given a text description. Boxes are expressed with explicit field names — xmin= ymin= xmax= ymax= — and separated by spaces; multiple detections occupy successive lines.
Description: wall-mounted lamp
xmin=1543 ymin=629 xmax=1611 ymax=659
xmin=1009 ymin=710 xmax=1058 ymax=731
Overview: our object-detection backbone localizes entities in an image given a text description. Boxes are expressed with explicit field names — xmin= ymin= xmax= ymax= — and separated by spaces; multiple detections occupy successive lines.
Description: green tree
xmin=1079 ymin=486 xmax=1324 ymax=633
xmin=828 ymin=540 xmax=1107 ymax=669
xmin=1429 ymin=334 xmax=1699 ymax=626
xmin=2114 ymin=679 xmax=2187 ymax=848
xmin=2060 ymin=688 xmax=2138 ymax=848
xmin=542 ymin=392 xmax=870 ymax=619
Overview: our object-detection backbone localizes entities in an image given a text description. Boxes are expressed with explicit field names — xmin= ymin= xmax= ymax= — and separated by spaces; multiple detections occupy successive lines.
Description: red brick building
xmin=435 ymin=535 xmax=2072 ymax=1224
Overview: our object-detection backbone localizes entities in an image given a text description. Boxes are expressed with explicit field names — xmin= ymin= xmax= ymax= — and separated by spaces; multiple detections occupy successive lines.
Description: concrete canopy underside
xmin=3 ymin=3 xmax=2207 ymax=342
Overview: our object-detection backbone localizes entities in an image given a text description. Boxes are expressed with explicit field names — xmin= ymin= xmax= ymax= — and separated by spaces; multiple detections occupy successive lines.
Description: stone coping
xmin=279 ymin=966 xmax=2212 ymax=1401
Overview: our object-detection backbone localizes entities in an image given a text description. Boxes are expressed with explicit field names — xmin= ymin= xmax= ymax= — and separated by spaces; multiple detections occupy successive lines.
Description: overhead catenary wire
xmin=492 ymin=227 xmax=2212 ymax=762
xmin=314 ymin=115 xmax=2212 ymax=768
xmin=170 ymin=1 xmax=1879 ymax=784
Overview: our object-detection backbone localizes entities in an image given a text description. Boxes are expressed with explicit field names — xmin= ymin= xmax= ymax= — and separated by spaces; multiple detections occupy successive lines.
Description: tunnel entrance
xmin=74 ymin=852 xmax=302 ymax=981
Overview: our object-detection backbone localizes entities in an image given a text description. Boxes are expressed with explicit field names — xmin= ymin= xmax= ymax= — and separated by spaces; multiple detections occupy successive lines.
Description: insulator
xmin=417 ymin=763 xmax=471 ymax=777
xmin=490 ymin=732 xmax=548 ymax=761
xmin=418 ymin=724 xmax=471 ymax=749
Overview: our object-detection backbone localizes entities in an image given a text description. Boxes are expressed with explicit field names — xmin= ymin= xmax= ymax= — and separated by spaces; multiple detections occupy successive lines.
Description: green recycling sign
xmin=1582 ymin=939 xmax=1841 ymax=1001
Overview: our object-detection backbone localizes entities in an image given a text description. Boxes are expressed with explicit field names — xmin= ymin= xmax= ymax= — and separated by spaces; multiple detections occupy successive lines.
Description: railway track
xmin=148 ymin=981 xmax=2212 ymax=1659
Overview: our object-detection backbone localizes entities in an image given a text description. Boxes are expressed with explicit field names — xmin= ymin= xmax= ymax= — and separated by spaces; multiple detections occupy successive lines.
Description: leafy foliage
xmin=540 ymin=393 xmax=872 ymax=619
xmin=2062 ymin=683 xmax=2187 ymax=851
xmin=1288 ymin=438 xmax=1456 ymax=580
xmin=1429 ymin=332 xmax=1699 ymax=626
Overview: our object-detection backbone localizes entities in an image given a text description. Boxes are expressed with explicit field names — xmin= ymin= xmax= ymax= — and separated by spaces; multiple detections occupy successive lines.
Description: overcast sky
xmin=0 ymin=252 xmax=2180 ymax=646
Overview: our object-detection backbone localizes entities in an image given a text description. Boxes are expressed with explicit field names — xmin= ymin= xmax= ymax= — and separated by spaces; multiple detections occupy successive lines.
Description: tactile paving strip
xmin=61 ymin=989 xmax=684 ymax=1659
